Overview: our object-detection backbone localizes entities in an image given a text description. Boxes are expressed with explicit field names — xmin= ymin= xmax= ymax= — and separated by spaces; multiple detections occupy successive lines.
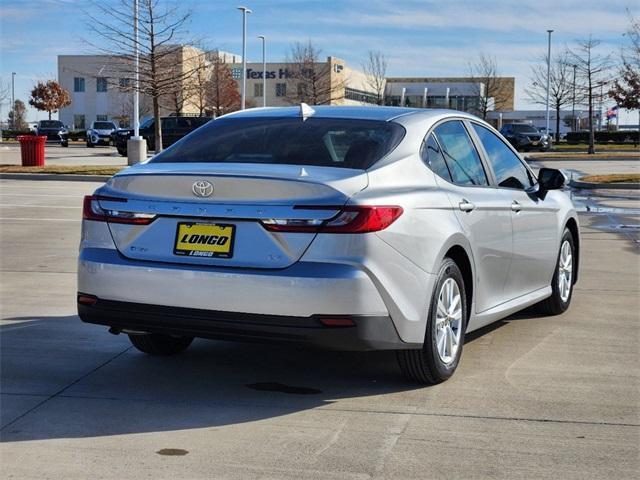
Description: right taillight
xmin=261 ymin=205 xmax=403 ymax=234
xmin=82 ymin=195 xmax=156 ymax=225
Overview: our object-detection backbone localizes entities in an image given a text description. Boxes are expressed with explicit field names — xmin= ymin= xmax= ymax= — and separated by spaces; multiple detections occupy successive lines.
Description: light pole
xmin=238 ymin=6 xmax=252 ymax=110
xmin=11 ymin=72 xmax=16 ymax=129
xmin=257 ymin=35 xmax=266 ymax=108
xmin=127 ymin=0 xmax=147 ymax=165
xmin=545 ymin=29 xmax=553 ymax=137
xmin=571 ymin=64 xmax=577 ymax=131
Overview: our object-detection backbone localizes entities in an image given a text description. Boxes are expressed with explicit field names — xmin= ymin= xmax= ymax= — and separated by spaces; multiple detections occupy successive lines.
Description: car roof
xmin=220 ymin=105 xmax=474 ymax=123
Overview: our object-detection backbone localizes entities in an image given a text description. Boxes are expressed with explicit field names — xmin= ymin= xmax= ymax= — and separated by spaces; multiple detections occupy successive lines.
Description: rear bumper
xmin=78 ymin=247 xmax=419 ymax=350
xmin=78 ymin=297 xmax=415 ymax=351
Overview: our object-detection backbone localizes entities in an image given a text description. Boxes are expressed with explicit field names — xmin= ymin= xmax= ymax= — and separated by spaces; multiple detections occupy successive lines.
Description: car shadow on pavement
xmin=1 ymin=314 xmax=422 ymax=442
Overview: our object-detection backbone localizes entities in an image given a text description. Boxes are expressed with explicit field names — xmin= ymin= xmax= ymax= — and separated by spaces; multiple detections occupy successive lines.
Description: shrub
xmin=566 ymin=130 xmax=640 ymax=144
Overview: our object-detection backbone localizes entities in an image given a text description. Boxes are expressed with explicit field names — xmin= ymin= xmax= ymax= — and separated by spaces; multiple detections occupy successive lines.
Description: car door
xmin=429 ymin=120 xmax=513 ymax=313
xmin=470 ymin=122 xmax=559 ymax=300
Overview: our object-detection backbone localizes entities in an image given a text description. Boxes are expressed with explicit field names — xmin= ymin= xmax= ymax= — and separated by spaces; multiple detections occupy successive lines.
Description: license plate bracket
xmin=174 ymin=222 xmax=235 ymax=258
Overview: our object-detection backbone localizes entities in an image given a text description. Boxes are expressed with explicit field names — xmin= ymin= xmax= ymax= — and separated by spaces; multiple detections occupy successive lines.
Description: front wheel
xmin=537 ymin=228 xmax=575 ymax=315
xmin=397 ymin=258 xmax=467 ymax=385
xmin=128 ymin=333 xmax=193 ymax=356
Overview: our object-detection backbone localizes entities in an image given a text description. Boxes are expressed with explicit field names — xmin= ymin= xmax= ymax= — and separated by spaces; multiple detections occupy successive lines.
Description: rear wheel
xmin=117 ymin=147 xmax=127 ymax=157
xmin=128 ymin=333 xmax=193 ymax=356
xmin=86 ymin=139 xmax=94 ymax=148
xmin=397 ymin=258 xmax=467 ymax=385
xmin=537 ymin=228 xmax=575 ymax=315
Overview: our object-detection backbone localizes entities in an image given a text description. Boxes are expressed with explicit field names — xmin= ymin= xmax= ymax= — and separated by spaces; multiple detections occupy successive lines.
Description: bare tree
xmin=525 ymin=52 xmax=576 ymax=141
xmin=188 ymin=53 xmax=210 ymax=115
xmin=83 ymin=0 xmax=206 ymax=151
xmin=285 ymin=40 xmax=345 ymax=105
xmin=468 ymin=53 xmax=509 ymax=119
xmin=8 ymin=100 xmax=28 ymax=130
xmin=609 ymin=13 xmax=640 ymax=113
xmin=361 ymin=50 xmax=387 ymax=105
xmin=568 ymin=36 xmax=613 ymax=154
xmin=206 ymin=51 xmax=240 ymax=116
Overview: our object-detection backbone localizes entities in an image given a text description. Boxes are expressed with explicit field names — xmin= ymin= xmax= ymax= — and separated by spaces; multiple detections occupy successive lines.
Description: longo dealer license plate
xmin=174 ymin=223 xmax=235 ymax=258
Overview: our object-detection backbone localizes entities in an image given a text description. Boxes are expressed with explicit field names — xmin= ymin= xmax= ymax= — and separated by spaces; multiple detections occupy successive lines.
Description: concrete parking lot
xmin=0 ymin=143 xmax=128 ymax=166
xmin=1 ymin=165 xmax=639 ymax=478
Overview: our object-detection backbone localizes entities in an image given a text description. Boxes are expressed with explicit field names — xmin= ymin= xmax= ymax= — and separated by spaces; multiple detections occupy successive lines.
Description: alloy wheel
xmin=558 ymin=240 xmax=573 ymax=302
xmin=435 ymin=278 xmax=463 ymax=364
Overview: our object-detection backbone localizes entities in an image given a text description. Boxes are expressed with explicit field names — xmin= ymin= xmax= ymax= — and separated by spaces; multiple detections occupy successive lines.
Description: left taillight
xmin=82 ymin=195 xmax=156 ymax=225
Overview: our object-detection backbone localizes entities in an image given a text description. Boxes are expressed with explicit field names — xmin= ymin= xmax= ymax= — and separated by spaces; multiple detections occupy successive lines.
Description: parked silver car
xmin=86 ymin=121 xmax=118 ymax=147
xmin=78 ymin=106 xmax=579 ymax=384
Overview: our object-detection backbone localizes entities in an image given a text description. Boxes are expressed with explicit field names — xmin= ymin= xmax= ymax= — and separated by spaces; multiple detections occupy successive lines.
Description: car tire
xmin=86 ymin=140 xmax=94 ymax=148
xmin=117 ymin=147 xmax=127 ymax=157
xmin=61 ymin=141 xmax=69 ymax=147
xmin=128 ymin=333 xmax=194 ymax=356
xmin=397 ymin=257 xmax=467 ymax=385
xmin=537 ymin=228 xmax=576 ymax=315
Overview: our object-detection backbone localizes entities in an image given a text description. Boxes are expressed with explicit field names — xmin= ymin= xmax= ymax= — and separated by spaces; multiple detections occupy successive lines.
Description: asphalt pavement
xmin=0 ymin=173 xmax=638 ymax=479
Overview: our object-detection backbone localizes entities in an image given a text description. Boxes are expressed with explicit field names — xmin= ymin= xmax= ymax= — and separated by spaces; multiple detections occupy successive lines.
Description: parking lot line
xmin=0 ymin=204 xmax=81 ymax=209
xmin=0 ymin=217 xmax=80 ymax=222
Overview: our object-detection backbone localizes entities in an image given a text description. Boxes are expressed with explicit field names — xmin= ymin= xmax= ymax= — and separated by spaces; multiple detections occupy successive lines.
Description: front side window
xmin=74 ymin=77 xmax=85 ymax=92
xmin=472 ymin=123 xmax=534 ymax=189
xmin=151 ymin=117 xmax=405 ymax=170
xmin=420 ymin=133 xmax=451 ymax=182
xmin=96 ymin=77 xmax=108 ymax=92
xmin=433 ymin=121 xmax=488 ymax=186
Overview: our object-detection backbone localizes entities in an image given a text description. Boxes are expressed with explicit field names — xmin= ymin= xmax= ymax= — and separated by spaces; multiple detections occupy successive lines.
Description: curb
xmin=569 ymin=179 xmax=640 ymax=190
xmin=0 ymin=173 xmax=111 ymax=182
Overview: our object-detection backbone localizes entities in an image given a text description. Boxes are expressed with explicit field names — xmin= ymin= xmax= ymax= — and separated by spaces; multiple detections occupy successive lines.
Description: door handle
xmin=459 ymin=199 xmax=476 ymax=212
xmin=511 ymin=200 xmax=522 ymax=212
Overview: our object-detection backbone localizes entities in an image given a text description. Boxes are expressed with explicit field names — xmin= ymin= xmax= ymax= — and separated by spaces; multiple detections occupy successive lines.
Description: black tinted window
xmin=421 ymin=134 xmax=451 ymax=182
xmin=433 ymin=121 xmax=488 ymax=186
xmin=151 ymin=117 xmax=405 ymax=169
xmin=472 ymin=123 xmax=534 ymax=189
xmin=511 ymin=124 xmax=539 ymax=134
xmin=93 ymin=122 xmax=115 ymax=130
xmin=40 ymin=121 xmax=63 ymax=128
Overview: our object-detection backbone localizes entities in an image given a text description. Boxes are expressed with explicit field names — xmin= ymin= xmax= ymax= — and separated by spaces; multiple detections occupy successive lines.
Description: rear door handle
xmin=511 ymin=200 xmax=522 ymax=212
xmin=459 ymin=199 xmax=476 ymax=212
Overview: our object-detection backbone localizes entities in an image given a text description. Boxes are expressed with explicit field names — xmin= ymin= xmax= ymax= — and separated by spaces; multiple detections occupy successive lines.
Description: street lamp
xmin=11 ymin=72 xmax=16 ymax=129
xmin=237 ymin=6 xmax=252 ymax=110
xmin=571 ymin=64 xmax=577 ymax=131
xmin=545 ymin=29 xmax=553 ymax=138
xmin=127 ymin=0 xmax=147 ymax=165
xmin=257 ymin=35 xmax=266 ymax=108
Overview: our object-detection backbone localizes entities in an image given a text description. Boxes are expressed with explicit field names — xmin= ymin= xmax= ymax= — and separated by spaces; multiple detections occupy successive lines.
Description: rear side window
xmin=472 ymin=123 xmax=534 ymax=189
xmin=433 ymin=121 xmax=488 ymax=186
xmin=420 ymin=133 xmax=452 ymax=182
xmin=151 ymin=117 xmax=405 ymax=169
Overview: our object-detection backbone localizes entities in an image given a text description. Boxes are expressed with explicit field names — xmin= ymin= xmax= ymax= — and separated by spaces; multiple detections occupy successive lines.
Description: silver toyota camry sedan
xmin=78 ymin=106 xmax=579 ymax=384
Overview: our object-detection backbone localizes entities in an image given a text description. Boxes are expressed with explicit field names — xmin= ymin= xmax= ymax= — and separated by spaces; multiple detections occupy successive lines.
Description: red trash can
xmin=17 ymin=135 xmax=47 ymax=167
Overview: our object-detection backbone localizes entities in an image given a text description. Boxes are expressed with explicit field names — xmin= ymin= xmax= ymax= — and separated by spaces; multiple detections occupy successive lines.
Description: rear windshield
xmin=511 ymin=125 xmax=539 ymax=134
xmin=40 ymin=121 xmax=63 ymax=128
xmin=151 ymin=117 xmax=405 ymax=169
xmin=94 ymin=122 xmax=116 ymax=130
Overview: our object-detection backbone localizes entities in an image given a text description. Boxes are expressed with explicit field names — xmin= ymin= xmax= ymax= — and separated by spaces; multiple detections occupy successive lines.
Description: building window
xmin=275 ymin=83 xmax=286 ymax=97
xmin=73 ymin=77 xmax=85 ymax=92
xmin=96 ymin=115 xmax=108 ymax=121
xmin=231 ymin=68 xmax=242 ymax=80
xmin=96 ymin=77 xmax=108 ymax=92
xmin=74 ymin=114 xmax=85 ymax=130
xmin=119 ymin=78 xmax=131 ymax=89
xmin=254 ymin=83 xmax=264 ymax=97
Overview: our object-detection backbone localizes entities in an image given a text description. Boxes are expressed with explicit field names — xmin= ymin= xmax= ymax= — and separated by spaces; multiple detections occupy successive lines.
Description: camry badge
xmin=192 ymin=180 xmax=214 ymax=198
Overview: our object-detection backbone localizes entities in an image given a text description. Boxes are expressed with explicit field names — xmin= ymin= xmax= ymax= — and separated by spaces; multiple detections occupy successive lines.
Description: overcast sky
xmin=1 ymin=0 xmax=637 ymax=122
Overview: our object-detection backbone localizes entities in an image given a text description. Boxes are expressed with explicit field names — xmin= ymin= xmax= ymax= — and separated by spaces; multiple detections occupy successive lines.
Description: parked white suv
xmin=86 ymin=121 xmax=117 ymax=147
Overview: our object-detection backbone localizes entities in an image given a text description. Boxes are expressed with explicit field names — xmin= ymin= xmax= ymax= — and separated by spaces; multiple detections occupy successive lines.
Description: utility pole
xmin=258 ymin=35 xmax=266 ymax=108
xmin=238 ymin=6 xmax=252 ymax=110
xmin=127 ymin=0 xmax=147 ymax=165
xmin=545 ymin=30 xmax=553 ymax=136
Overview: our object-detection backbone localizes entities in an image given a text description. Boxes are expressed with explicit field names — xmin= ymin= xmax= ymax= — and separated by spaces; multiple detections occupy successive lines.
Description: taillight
xmin=261 ymin=205 xmax=403 ymax=234
xmin=82 ymin=195 xmax=156 ymax=225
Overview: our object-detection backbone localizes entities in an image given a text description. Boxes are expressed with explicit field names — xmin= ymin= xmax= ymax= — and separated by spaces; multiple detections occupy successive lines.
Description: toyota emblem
xmin=192 ymin=180 xmax=214 ymax=198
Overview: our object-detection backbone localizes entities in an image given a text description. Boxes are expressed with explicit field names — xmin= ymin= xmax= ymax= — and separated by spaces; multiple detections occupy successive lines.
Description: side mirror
xmin=538 ymin=167 xmax=566 ymax=191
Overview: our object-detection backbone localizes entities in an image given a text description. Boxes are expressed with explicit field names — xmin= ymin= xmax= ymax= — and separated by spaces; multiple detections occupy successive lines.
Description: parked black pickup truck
xmin=113 ymin=115 xmax=212 ymax=156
